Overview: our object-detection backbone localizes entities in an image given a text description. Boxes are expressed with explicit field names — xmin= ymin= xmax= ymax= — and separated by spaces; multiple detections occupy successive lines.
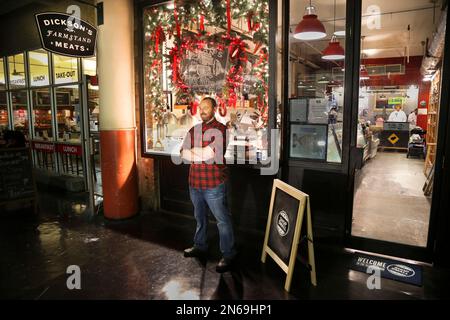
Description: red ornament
xmin=190 ymin=100 xmax=198 ymax=116
xmin=199 ymin=15 xmax=205 ymax=32
xmin=247 ymin=12 xmax=254 ymax=31
xmin=218 ymin=102 xmax=227 ymax=117
xmin=174 ymin=1 xmax=181 ymax=39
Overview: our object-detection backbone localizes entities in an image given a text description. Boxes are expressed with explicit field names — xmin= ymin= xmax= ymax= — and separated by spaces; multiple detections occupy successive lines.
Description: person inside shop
xmin=328 ymin=106 xmax=338 ymax=124
xmin=408 ymin=108 xmax=418 ymax=127
xmin=388 ymin=104 xmax=407 ymax=122
xmin=180 ymin=97 xmax=237 ymax=273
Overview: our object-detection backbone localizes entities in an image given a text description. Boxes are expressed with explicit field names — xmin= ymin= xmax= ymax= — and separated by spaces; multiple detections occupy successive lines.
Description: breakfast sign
xmin=35 ymin=12 xmax=97 ymax=57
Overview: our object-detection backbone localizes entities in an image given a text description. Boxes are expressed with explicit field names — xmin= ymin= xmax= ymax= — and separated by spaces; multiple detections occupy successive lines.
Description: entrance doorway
xmin=349 ymin=0 xmax=446 ymax=258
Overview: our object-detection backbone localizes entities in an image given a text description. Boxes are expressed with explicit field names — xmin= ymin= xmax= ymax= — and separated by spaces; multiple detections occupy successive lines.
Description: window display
xmin=55 ymin=86 xmax=81 ymax=142
xmin=0 ymin=58 xmax=6 ymax=90
xmin=32 ymin=89 xmax=53 ymax=140
xmin=8 ymin=54 xmax=26 ymax=89
xmin=0 ymin=91 xmax=8 ymax=132
xmin=142 ymin=0 xmax=270 ymax=161
xmin=11 ymin=91 xmax=29 ymax=139
xmin=29 ymin=49 xmax=50 ymax=87
xmin=53 ymin=54 xmax=79 ymax=85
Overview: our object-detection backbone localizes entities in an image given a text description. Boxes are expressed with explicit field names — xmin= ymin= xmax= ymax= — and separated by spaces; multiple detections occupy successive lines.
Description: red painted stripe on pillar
xmin=100 ymin=129 xmax=138 ymax=219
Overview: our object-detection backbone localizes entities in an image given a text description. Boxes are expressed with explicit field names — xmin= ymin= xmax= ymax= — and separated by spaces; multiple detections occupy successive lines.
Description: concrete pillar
xmin=96 ymin=0 xmax=138 ymax=219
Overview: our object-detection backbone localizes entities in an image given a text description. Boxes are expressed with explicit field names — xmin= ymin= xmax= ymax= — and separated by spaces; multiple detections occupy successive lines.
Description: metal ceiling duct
xmin=421 ymin=7 xmax=447 ymax=76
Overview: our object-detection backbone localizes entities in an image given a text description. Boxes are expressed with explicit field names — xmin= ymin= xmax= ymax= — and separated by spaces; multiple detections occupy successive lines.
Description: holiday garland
xmin=144 ymin=0 xmax=269 ymax=125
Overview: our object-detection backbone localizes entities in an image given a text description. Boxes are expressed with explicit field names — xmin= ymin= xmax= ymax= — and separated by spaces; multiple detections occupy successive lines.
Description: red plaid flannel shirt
xmin=182 ymin=118 xmax=228 ymax=189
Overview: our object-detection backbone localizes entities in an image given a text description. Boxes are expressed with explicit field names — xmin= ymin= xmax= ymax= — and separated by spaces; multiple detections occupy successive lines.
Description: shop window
xmin=29 ymin=49 xmax=50 ymax=87
xmin=11 ymin=91 xmax=29 ymax=139
xmin=0 ymin=91 xmax=8 ymax=132
xmin=83 ymin=57 xmax=97 ymax=76
xmin=55 ymin=85 xmax=81 ymax=142
xmin=0 ymin=58 xmax=6 ymax=90
xmin=8 ymin=53 xmax=26 ymax=89
xmin=31 ymin=89 xmax=53 ymax=141
xmin=142 ymin=0 xmax=270 ymax=162
xmin=53 ymin=54 xmax=79 ymax=85
xmin=288 ymin=0 xmax=346 ymax=163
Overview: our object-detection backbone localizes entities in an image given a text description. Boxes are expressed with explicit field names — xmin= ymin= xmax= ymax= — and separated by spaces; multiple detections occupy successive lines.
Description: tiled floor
xmin=352 ymin=151 xmax=431 ymax=247
xmin=1 ymin=188 xmax=449 ymax=300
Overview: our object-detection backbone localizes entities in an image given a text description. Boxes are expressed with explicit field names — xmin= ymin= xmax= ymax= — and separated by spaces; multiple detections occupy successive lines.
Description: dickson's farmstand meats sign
xmin=35 ymin=12 xmax=97 ymax=57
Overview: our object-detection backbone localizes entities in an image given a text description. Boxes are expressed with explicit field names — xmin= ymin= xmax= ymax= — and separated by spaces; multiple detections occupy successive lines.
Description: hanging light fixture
xmin=322 ymin=0 xmax=345 ymax=60
xmin=297 ymin=80 xmax=308 ymax=88
xmin=322 ymin=36 xmax=345 ymax=60
xmin=360 ymin=37 xmax=370 ymax=80
xmin=317 ymin=75 xmax=331 ymax=84
xmin=333 ymin=0 xmax=345 ymax=37
xmin=360 ymin=65 xmax=370 ymax=80
xmin=293 ymin=0 xmax=327 ymax=41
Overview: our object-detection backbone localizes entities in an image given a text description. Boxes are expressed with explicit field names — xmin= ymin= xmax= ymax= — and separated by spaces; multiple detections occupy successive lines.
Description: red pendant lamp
xmin=360 ymin=65 xmax=370 ymax=80
xmin=322 ymin=0 xmax=345 ymax=60
xmin=322 ymin=36 xmax=345 ymax=60
xmin=293 ymin=1 xmax=327 ymax=41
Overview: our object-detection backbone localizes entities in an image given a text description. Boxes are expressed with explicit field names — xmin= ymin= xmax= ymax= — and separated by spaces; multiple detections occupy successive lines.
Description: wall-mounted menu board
xmin=0 ymin=148 xmax=36 ymax=204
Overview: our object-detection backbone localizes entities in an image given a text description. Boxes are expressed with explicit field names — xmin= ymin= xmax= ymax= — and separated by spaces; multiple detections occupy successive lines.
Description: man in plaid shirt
xmin=180 ymin=97 xmax=236 ymax=273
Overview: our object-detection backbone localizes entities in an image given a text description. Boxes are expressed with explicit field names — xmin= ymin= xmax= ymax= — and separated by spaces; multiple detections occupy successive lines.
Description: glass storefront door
xmin=348 ymin=0 xmax=448 ymax=260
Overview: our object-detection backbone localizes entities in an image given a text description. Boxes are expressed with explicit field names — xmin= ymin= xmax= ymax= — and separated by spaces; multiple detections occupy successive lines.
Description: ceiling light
xmin=293 ymin=3 xmax=327 ymax=41
xmin=322 ymin=36 xmax=345 ymax=60
xmin=317 ymin=75 xmax=330 ymax=84
xmin=297 ymin=81 xmax=308 ymax=88
xmin=360 ymin=66 xmax=370 ymax=80
xmin=334 ymin=30 xmax=345 ymax=37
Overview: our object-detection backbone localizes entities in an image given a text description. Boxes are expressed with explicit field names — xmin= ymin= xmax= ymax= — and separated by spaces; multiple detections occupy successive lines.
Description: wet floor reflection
xmin=1 ymin=188 xmax=448 ymax=300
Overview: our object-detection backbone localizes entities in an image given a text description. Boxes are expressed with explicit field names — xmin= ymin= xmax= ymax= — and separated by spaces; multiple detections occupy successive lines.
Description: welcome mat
xmin=350 ymin=253 xmax=423 ymax=286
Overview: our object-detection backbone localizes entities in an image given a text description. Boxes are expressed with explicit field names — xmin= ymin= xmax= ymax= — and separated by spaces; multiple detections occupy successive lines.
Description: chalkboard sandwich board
xmin=261 ymin=179 xmax=317 ymax=292
xmin=0 ymin=148 xmax=37 ymax=212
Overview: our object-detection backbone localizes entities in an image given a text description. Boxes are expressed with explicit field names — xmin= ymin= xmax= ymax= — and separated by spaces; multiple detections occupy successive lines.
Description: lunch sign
xmin=35 ymin=12 xmax=97 ymax=58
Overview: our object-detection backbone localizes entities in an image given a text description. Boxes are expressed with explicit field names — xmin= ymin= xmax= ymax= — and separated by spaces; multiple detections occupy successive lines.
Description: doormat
xmin=350 ymin=253 xmax=423 ymax=286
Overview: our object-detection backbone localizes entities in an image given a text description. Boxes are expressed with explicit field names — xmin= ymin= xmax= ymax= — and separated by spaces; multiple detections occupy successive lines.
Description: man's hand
xmin=191 ymin=146 xmax=215 ymax=162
